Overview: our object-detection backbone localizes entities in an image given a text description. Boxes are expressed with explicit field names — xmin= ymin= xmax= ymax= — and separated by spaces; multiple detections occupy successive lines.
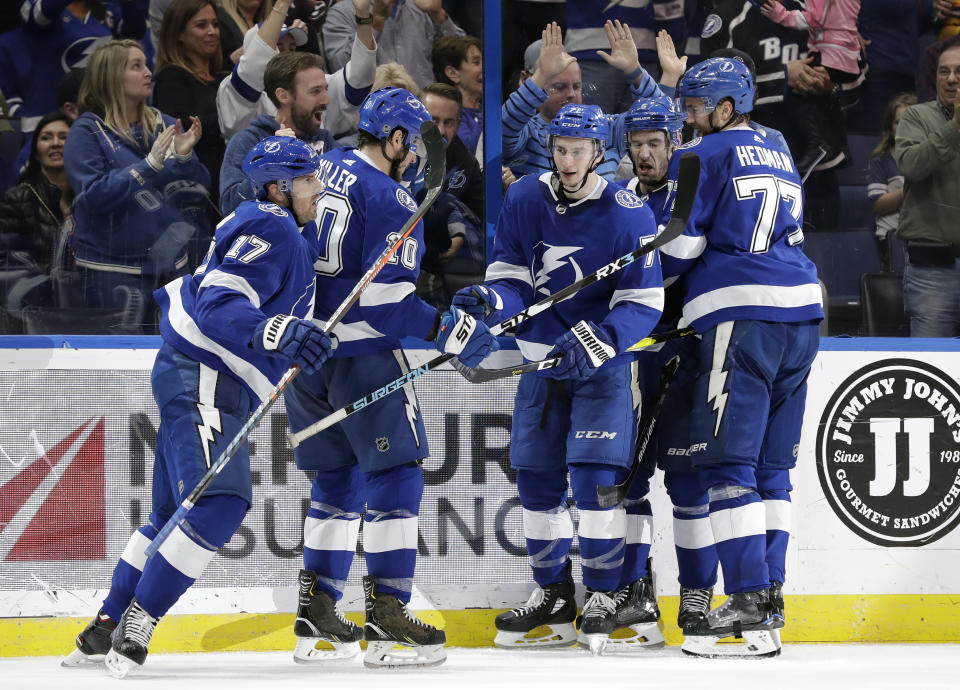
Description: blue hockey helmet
xmin=623 ymin=96 xmax=685 ymax=146
xmin=242 ymin=136 xmax=322 ymax=199
xmin=547 ymin=103 xmax=610 ymax=145
xmin=357 ymin=87 xmax=432 ymax=157
xmin=678 ymin=57 xmax=755 ymax=116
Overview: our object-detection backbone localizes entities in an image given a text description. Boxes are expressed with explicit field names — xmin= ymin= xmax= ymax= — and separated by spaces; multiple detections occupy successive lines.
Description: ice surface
xmin=6 ymin=644 xmax=959 ymax=690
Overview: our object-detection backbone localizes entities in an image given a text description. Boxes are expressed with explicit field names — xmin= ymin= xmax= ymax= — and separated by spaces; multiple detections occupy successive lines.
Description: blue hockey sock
xmin=571 ymin=464 xmax=626 ymax=592
xmin=517 ymin=468 xmax=572 ymax=587
xmin=102 ymin=521 xmax=159 ymax=621
xmin=758 ymin=468 xmax=792 ymax=584
xmin=363 ymin=463 xmax=423 ymax=603
xmin=620 ymin=497 xmax=652 ymax=587
xmin=135 ymin=494 xmax=247 ymax=618
xmin=665 ymin=470 xmax=718 ymax=590
xmin=303 ymin=467 xmax=363 ymax=600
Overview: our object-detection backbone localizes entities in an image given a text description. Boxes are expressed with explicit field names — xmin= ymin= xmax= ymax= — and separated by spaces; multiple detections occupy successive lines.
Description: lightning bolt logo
xmin=195 ymin=364 xmax=222 ymax=468
xmin=707 ymin=323 xmax=734 ymax=437
xmin=533 ymin=243 xmax=583 ymax=296
xmin=402 ymin=397 xmax=421 ymax=448
xmin=196 ymin=403 xmax=222 ymax=469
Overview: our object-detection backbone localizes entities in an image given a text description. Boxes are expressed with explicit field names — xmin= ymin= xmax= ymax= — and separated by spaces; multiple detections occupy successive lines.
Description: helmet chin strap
xmin=709 ymin=99 xmax=736 ymax=132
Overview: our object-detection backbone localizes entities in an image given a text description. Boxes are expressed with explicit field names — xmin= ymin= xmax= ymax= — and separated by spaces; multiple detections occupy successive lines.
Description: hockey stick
xmin=450 ymin=326 xmax=696 ymax=383
xmin=287 ymin=152 xmax=702 ymax=448
xmin=596 ymin=354 xmax=681 ymax=508
xmin=145 ymin=121 xmax=446 ymax=559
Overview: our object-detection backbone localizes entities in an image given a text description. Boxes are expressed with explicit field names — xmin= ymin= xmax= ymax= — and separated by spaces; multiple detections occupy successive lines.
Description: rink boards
xmin=1 ymin=336 xmax=959 ymax=655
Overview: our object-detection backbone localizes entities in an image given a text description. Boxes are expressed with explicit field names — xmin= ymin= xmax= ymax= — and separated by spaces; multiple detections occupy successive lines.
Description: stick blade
xmin=643 ymin=152 xmax=700 ymax=254
xmin=420 ymin=119 xmax=446 ymax=191
xmin=672 ymin=152 xmax=701 ymax=224
xmin=596 ymin=482 xmax=625 ymax=509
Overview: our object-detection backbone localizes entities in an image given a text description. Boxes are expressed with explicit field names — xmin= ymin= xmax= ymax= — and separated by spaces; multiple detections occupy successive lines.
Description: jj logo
xmin=817 ymin=359 xmax=960 ymax=547
xmin=867 ymin=417 xmax=932 ymax=498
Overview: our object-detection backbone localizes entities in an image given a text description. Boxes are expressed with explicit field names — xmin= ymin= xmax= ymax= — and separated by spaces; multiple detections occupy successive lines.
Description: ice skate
xmin=769 ymin=580 xmax=784 ymax=622
xmin=292 ymin=569 xmax=362 ymax=663
xmin=576 ymin=589 xmax=617 ymax=656
xmin=607 ymin=576 xmax=664 ymax=653
xmin=104 ymin=598 xmax=159 ymax=678
xmin=362 ymin=575 xmax=446 ymax=669
xmin=678 ymin=586 xmax=713 ymax=633
xmin=681 ymin=589 xmax=783 ymax=659
xmin=62 ymin=609 xmax=117 ymax=667
xmin=494 ymin=565 xmax=577 ymax=649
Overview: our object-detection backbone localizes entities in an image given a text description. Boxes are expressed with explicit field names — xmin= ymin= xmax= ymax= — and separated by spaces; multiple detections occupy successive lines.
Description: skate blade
xmin=104 ymin=648 xmax=142 ymax=678
xmin=577 ymin=633 xmax=609 ymax=656
xmin=681 ymin=629 xmax=781 ymax=659
xmin=493 ymin=624 xmax=578 ymax=649
xmin=61 ymin=648 xmax=105 ymax=667
xmin=602 ymin=622 xmax=666 ymax=654
xmin=293 ymin=638 xmax=360 ymax=664
xmin=363 ymin=641 xmax=446 ymax=669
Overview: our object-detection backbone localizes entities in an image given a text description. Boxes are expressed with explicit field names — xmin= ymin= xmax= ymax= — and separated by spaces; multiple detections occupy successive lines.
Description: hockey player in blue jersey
xmin=283 ymin=87 xmax=498 ymax=669
xmin=453 ymin=103 xmax=664 ymax=655
xmin=621 ymin=96 xmax=720 ymax=641
xmin=63 ymin=137 xmax=334 ymax=677
xmin=661 ymin=58 xmax=824 ymax=658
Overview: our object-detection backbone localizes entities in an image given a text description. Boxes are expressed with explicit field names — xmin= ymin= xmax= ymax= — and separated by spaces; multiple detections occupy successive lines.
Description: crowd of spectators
xmin=0 ymin=1 xmax=958 ymax=336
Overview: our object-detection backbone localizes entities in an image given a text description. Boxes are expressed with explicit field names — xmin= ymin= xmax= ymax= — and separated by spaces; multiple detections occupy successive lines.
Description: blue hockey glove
xmin=434 ymin=306 xmax=500 ymax=368
xmin=252 ymin=315 xmax=333 ymax=375
xmin=546 ymin=320 xmax=616 ymax=380
xmin=451 ymin=285 xmax=503 ymax=323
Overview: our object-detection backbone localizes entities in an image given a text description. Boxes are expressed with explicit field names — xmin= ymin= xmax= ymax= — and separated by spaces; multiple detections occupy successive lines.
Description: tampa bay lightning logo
xmin=447 ymin=169 xmax=466 ymax=190
xmin=532 ymin=242 xmax=583 ymax=297
xmin=264 ymin=140 xmax=282 ymax=153
xmin=62 ymin=35 xmax=111 ymax=72
xmin=701 ymin=14 xmax=721 ymax=39
xmin=396 ymin=188 xmax=417 ymax=211
xmin=258 ymin=203 xmax=288 ymax=217
xmin=615 ymin=190 xmax=643 ymax=209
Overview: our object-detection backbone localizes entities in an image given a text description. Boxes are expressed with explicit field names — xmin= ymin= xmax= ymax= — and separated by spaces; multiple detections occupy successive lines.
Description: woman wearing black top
xmin=153 ymin=0 xmax=227 ymax=209
xmin=0 ymin=111 xmax=74 ymax=332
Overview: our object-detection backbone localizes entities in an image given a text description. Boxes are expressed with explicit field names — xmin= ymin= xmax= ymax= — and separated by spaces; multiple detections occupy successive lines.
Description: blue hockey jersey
xmin=624 ymin=176 xmax=685 ymax=331
xmin=310 ymin=147 xmax=437 ymax=357
xmin=155 ymin=201 xmax=319 ymax=403
xmin=660 ymin=126 xmax=824 ymax=332
xmin=15 ymin=1 xmax=147 ymax=125
xmin=625 ymin=177 xmax=673 ymax=229
xmin=485 ymin=173 xmax=664 ymax=365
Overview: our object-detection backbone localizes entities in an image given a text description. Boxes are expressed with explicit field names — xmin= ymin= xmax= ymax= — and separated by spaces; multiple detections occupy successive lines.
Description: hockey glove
xmin=252 ymin=315 xmax=333 ymax=375
xmin=434 ymin=305 xmax=500 ymax=368
xmin=546 ymin=320 xmax=616 ymax=380
xmin=451 ymin=285 xmax=503 ymax=323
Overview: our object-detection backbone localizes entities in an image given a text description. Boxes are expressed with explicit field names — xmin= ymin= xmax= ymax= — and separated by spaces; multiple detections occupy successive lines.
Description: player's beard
xmin=291 ymin=103 xmax=324 ymax=137
xmin=388 ymin=146 xmax=411 ymax=182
